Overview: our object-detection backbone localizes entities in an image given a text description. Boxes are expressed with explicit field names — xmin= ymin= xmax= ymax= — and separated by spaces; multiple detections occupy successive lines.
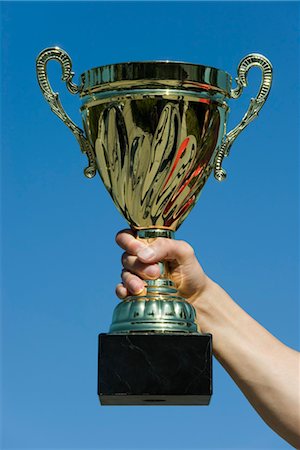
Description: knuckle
xmin=115 ymin=229 xmax=135 ymax=249
xmin=115 ymin=287 xmax=126 ymax=299
xmin=150 ymin=237 xmax=172 ymax=260
xmin=115 ymin=230 xmax=125 ymax=243
xmin=151 ymin=237 xmax=165 ymax=252
xmin=155 ymin=237 xmax=165 ymax=246
xmin=122 ymin=253 xmax=137 ymax=271
xmin=121 ymin=269 xmax=128 ymax=280
xmin=130 ymin=239 xmax=145 ymax=256
xmin=121 ymin=252 xmax=128 ymax=266
xmin=177 ymin=240 xmax=194 ymax=258
xmin=131 ymin=240 xmax=142 ymax=254
xmin=115 ymin=285 xmax=122 ymax=296
xmin=115 ymin=228 xmax=132 ymax=239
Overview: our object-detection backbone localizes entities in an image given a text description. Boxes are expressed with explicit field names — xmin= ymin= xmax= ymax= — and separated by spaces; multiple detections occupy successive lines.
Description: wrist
xmin=192 ymin=277 xmax=237 ymax=336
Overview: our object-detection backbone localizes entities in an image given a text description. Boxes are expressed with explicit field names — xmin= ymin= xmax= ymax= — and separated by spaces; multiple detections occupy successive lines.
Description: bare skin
xmin=115 ymin=229 xmax=300 ymax=448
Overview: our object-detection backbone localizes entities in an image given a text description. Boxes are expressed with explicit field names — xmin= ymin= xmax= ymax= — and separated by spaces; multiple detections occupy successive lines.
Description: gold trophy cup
xmin=36 ymin=48 xmax=272 ymax=405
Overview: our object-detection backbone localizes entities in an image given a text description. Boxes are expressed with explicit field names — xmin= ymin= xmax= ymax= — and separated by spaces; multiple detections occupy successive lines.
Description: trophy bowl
xmin=36 ymin=48 xmax=272 ymax=405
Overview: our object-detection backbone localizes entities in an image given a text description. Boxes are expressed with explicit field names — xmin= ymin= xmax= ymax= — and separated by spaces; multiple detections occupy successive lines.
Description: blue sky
xmin=1 ymin=1 xmax=299 ymax=449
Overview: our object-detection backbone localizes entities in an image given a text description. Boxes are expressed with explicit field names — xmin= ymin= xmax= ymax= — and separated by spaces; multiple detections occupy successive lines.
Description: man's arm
xmin=195 ymin=279 xmax=300 ymax=448
xmin=115 ymin=230 xmax=300 ymax=448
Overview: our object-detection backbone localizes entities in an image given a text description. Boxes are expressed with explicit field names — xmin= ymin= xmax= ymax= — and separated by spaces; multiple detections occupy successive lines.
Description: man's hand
xmin=115 ymin=229 xmax=209 ymax=303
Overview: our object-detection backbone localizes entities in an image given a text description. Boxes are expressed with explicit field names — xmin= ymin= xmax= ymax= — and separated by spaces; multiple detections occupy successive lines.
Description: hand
xmin=115 ymin=229 xmax=210 ymax=305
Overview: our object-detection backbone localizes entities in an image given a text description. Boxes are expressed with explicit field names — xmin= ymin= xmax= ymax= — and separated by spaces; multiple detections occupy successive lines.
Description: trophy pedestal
xmin=98 ymin=333 xmax=212 ymax=406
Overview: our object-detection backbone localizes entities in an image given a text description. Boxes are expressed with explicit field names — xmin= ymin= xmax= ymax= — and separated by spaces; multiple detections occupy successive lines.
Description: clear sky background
xmin=1 ymin=1 xmax=299 ymax=449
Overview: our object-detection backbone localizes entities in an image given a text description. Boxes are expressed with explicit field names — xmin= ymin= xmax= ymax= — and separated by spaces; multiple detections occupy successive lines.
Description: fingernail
xmin=130 ymin=281 xmax=145 ymax=294
xmin=137 ymin=247 xmax=155 ymax=261
xmin=144 ymin=265 xmax=160 ymax=277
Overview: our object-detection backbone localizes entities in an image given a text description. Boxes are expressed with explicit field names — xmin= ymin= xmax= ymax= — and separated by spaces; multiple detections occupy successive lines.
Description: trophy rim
xmin=81 ymin=59 xmax=231 ymax=75
xmin=80 ymin=60 xmax=232 ymax=96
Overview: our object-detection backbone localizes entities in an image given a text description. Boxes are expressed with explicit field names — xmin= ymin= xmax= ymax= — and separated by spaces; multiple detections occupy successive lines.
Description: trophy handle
xmin=36 ymin=47 xmax=97 ymax=178
xmin=214 ymin=54 xmax=273 ymax=181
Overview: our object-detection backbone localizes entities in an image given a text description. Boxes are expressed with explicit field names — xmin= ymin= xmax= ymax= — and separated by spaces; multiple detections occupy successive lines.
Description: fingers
xmin=115 ymin=230 xmax=198 ymax=301
xmin=121 ymin=253 xmax=160 ymax=279
xmin=115 ymin=283 xmax=128 ymax=299
xmin=115 ymin=230 xmax=158 ymax=300
xmin=121 ymin=269 xmax=146 ymax=296
xmin=137 ymin=238 xmax=195 ymax=265
xmin=115 ymin=269 xmax=148 ymax=299
xmin=116 ymin=230 xmax=195 ymax=266
xmin=115 ymin=253 xmax=160 ymax=299
xmin=115 ymin=229 xmax=145 ymax=255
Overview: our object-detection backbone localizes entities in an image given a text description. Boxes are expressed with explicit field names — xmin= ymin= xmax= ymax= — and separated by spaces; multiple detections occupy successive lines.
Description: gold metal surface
xmin=82 ymin=92 xmax=226 ymax=231
xmin=80 ymin=60 xmax=232 ymax=97
xmin=36 ymin=47 xmax=97 ymax=178
xmin=214 ymin=54 xmax=273 ymax=180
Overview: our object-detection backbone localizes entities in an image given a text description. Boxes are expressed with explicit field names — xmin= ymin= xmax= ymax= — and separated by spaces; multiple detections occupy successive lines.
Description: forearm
xmin=194 ymin=279 xmax=300 ymax=448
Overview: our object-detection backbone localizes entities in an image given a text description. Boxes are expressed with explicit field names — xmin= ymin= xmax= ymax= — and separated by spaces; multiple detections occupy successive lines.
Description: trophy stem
xmin=136 ymin=228 xmax=178 ymax=296
xmin=109 ymin=228 xmax=198 ymax=334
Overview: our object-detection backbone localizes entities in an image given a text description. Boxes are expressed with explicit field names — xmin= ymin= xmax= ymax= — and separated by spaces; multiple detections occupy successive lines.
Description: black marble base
xmin=98 ymin=333 xmax=212 ymax=406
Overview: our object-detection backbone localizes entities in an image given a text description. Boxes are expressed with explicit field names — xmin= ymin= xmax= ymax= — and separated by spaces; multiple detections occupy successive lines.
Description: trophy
xmin=36 ymin=48 xmax=272 ymax=405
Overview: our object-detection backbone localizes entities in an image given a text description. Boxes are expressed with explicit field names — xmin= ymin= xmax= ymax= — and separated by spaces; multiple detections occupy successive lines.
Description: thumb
xmin=137 ymin=238 xmax=196 ymax=265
